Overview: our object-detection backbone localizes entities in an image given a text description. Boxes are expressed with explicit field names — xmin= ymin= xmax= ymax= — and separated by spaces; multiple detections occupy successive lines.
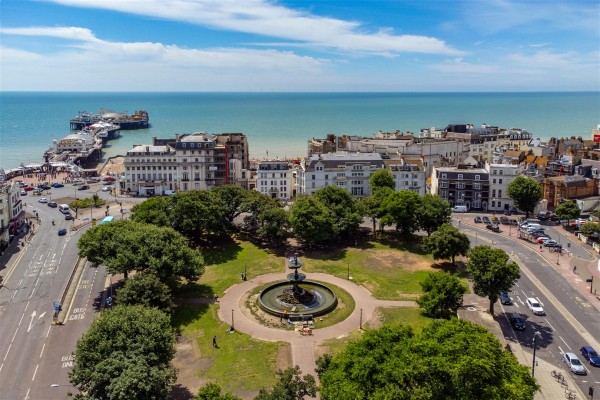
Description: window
xmin=493 ymin=179 xmax=496 ymax=184
xmin=325 ymin=175 xmax=329 ymax=180
xmin=441 ymin=173 xmax=447 ymax=179
xmin=441 ymin=182 xmax=448 ymax=188
xmin=458 ymin=174 xmax=463 ymax=180
xmin=498 ymin=190 xmax=502 ymax=198
xmin=491 ymin=201 xmax=496 ymax=207
xmin=475 ymin=175 xmax=481 ymax=180
xmin=499 ymin=170 xmax=503 ymax=175
xmin=312 ymin=175 xmax=315 ymax=180
xmin=492 ymin=189 xmax=496 ymax=197
xmin=457 ymin=182 xmax=465 ymax=189
xmin=499 ymin=179 xmax=503 ymax=184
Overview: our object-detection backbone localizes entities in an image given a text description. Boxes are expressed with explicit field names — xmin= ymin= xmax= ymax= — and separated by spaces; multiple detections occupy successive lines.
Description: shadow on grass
xmin=431 ymin=261 xmax=469 ymax=278
xmin=174 ymin=282 xmax=215 ymax=299
xmin=202 ymin=238 xmax=243 ymax=265
xmin=171 ymin=384 xmax=194 ymax=400
xmin=377 ymin=233 xmax=429 ymax=256
xmin=171 ymin=303 xmax=210 ymax=332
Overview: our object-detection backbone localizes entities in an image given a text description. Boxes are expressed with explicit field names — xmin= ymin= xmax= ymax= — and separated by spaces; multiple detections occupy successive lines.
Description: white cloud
xmin=44 ymin=0 xmax=463 ymax=56
xmin=429 ymin=58 xmax=501 ymax=74
xmin=509 ymin=50 xmax=574 ymax=67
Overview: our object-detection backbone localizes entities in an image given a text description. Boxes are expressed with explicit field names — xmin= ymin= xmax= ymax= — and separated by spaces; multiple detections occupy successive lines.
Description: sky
xmin=1 ymin=0 xmax=599 ymax=92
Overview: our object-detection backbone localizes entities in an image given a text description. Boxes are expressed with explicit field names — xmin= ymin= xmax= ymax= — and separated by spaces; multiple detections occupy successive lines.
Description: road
xmin=460 ymin=222 xmax=600 ymax=395
xmin=0 ymin=184 xmax=109 ymax=399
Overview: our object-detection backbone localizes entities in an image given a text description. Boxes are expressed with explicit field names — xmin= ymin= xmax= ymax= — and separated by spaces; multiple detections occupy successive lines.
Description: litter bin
xmin=567 ymin=243 xmax=571 ymax=248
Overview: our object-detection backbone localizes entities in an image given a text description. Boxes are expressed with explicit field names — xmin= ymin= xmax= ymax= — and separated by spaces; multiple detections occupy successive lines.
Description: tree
xmin=257 ymin=206 xmax=289 ymax=246
xmin=380 ymin=190 xmax=422 ymax=235
xmin=507 ymin=176 xmax=542 ymax=218
xmin=554 ymin=201 xmax=581 ymax=226
xmin=169 ymin=191 xmax=229 ymax=243
xmin=70 ymin=305 xmax=177 ymax=399
xmin=78 ymin=220 xmax=204 ymax=280
xmin=194 ymin=383 xmax=241 ymax=400
xmin=418 ymin=194 xmax=452 ymax=236
xmin=580 ymin=221 xmax=600 ymax=236
xmin=314 ymin=186 xmax=363 ymax=239
xmin=254 ymin=366 xmax=317 ymax=400
xmin=289 ymin=196 xmax=337 ymax=245
xmin=369 ymin=169 xmax=395 ymax=191
xmin=416 ymin=271 xmax=467 ymax=319
xmin=117 ymin=273 xmax=175 ymax=314
xmin=131 ymin=196 xmax=172 ymax=227
xmin=466 ymin=246 xmax=520 ymax=314
xmin=422 ymin=223 xmax=470 ymax=266
xmin=362 ymin=187 xmax=393 ymax=238
xmin=211 ymin=185 xmax=248 ymax=230
xmin=319 ymin=319 xmax=538 ymax=400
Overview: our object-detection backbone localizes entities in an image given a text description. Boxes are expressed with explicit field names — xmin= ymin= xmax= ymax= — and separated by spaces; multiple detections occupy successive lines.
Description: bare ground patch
xmin=363 ymin=249 xmax=432 ymax=272
xmin=172 ymin=334 xmax=211 ymax=400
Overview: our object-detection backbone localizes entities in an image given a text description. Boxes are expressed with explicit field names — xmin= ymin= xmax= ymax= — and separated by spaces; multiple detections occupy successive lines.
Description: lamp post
xmin=532 ymin=331 xmax=542 ymax=377
xmin=231 ymin=309 xmax=234 ymax=330
xmin=347 ymin=261 xmax=350 ymax=280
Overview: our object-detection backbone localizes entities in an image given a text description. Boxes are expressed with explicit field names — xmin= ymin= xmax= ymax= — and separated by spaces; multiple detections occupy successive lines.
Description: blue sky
xmin=1 ymin=0 xmax=599 ymax=92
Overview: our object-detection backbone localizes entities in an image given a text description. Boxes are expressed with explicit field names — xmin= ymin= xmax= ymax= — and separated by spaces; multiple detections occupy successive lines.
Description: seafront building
xmin=256 ymin=161 xmax=294 ymax=201
xmin=484 ymin=162 xmax=523 ymax=212
xmin=0 ymin=182 xmax=24 ymax=250
xmin=122 ymin=133 xmax=250 ymax=196
xmin=430 ymin=166 xmax=490 ymax=210
xmin=386 ymin=159 xmax=427 ymax=195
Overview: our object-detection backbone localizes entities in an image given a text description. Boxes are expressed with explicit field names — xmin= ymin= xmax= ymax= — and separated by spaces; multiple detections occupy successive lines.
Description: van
xmin=452 ymin=205 xmax=468 ymax=213
xmin=164 ymin=190 xmax=176 ymax=196
xmin=59 ymin=204 xmax=71 ymax=214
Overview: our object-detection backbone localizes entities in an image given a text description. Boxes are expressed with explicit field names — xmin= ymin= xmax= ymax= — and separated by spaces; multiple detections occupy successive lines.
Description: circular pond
xmin=258 ymin=280 xmax=338 ymax=317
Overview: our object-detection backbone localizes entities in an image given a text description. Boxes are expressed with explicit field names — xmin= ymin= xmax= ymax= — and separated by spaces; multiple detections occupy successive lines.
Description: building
xmin=386 ymin=159 xmax=427 ymax=195
xmin=256 ymin=161 xmax=294 ymax=200
xmin=122 ymin=133 xmax=250 ymax=196
xmin=543 ymin=175 xmax=598 ymax=208
xmin=484 ymin=162 xmax=524 ymax=212
xmin=0 ymin=182 xmax=24 ymax=250
xmin=297 ymin=152 xmax=384 ymax=197
xmin=430 ymin=166 xmax=490 ymax=210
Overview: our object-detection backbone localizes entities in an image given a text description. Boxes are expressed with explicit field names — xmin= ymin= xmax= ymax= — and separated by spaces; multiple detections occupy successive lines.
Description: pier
xmin=70 ymin=109 xmax=149 ymax=131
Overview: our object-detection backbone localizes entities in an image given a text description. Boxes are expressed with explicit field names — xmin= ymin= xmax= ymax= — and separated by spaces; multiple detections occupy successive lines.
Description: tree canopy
xmin=194 ymin=383 xmax=241 ymax=400
xmin=466 ymin=246 xmax=520 ymax=314
xmin=423 ymin=223 xmax=470 ymax=265
xmin=554 ymin=201 xmax=581 ymax=223
xmin=369 ymin=169 xmax=395 ymax=191
xmin=70 ymin=305 xmax=176 ymax=400
xmin=117 ymin=272 xmax=175 ymax=314
xmin=314 ymin=186 xmax=363 ymax=240
xmin=78 ymin=220 xmax=204 ymax=281
xmin=319 ymin=319 xmax=538 ymax=400
xmin=417 ymin=194 xmax=452 ymax=236
xmin=362 ymin=187 xmax=393 ymax=238
xmin=254 ymin=366 xmax=317 ymax=400
xmin=507 ymin=176 xmax=542 ymax=218
xmin=289 ymin=196 xmax=337 ymax=245
xmin=417 ymin=271 xmax=467 ymax=319
xmin=580 ymin=221 xmax=600 ymax=236
xmin=380 ymin=190 xmax=422 ymax=235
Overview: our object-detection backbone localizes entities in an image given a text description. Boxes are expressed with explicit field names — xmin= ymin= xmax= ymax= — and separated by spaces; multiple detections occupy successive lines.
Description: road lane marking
xmin=18 ymin=312 xmax=25 ymax=326
xmin=544 ymin=318 xmax=556 ymax=331
xmin=3 ymin=344 xmax=11 ymax=361
xmin=24 ymin=300 xmax=30 ymax=312
xmin=31 ymin=364 xmax=38 ymax=381
xmin=27 ymin=311 xmax=37 ymax=332
xmin=46 ymin=326 xmax=51 ymax=338
xmin=12 ymin=328 xmax=18 ymax=342
xmin=25 ymin=388 xmax=30 ymax=400
xmin=558 ymin=345 xmax=565 ymax=355
xmin=40 ymin=343 xmax=45 ymax=358
xmin=0 ymin=363 xmax=3 ymax=373
xmin=559 ymin=336 xmax=572 ymax=351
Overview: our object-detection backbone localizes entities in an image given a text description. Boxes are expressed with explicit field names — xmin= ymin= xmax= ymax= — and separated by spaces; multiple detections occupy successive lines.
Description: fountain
xmin=257 ymin=253 xmax=338 ymax=318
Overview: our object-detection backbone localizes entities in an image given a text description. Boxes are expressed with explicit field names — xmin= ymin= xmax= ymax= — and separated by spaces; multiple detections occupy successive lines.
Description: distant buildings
xmin=256 ymin=161 xmax=293 ymax=200
xmin=0 ymin=182 xmax=24 ymax=250
xmin=485 ymin=162 xmax=523 ymax=212
xmin=430 ymin=166 xmax=490 ymax=210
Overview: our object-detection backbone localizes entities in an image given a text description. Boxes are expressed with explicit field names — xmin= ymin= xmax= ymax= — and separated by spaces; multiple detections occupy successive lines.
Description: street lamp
xmin=532 ymin=331 xmax=542 ymax=377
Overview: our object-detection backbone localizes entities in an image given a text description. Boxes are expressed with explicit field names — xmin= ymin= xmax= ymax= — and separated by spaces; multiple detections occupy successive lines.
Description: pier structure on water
xmin=70 ymin=109 xmax=150 ymax=131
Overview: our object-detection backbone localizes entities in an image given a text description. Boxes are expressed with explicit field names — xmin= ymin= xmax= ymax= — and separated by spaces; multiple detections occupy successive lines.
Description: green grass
xmin=172 ymin=304 xmax=288 ymax=393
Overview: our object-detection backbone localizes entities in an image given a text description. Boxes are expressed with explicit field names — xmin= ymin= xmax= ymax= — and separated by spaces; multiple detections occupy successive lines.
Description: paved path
xmin=216 ymin=272 xmax=416 ymax=377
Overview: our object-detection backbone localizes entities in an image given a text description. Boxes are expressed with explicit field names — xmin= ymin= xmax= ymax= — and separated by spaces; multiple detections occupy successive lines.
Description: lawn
xmin=172 ymin=304 xmax=289 ymax=395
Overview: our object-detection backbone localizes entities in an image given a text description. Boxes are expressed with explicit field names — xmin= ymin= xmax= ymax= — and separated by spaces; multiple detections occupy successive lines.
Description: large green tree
xmin=130 ymin=196 xmax=172 ymax=227
xmin=580 ymin=221 xmax=600 ymax=236
xmin=554 ymin=201 xmax=581 ymax=226
xmin=70 ymin=305 xmax=177 ymax=399
xmin=211 ymin=185 xmax=248 ymax=230
xmin=422 ymin=223 xmax=470 ymax=266
xmin=369 ymin=169 xmax=395 ymax=191
xmin=254 ymin=366 xmax=317 ymax=400
xmin=418 ymin=194 xmax=452 ymax=236
xmin=507 ymin=176 xmax=542 ymax=218
xmin=417 ymin=271 xmax=467 ymax=319
xmin=169 ymin=190 xmax=229 ymax=243
xmin=117 ymin=273 xmax=175 ymax=314
xmin=362 ymin=187 xmax=393 ymax=238
xmin=194 ymin=383 xmax=241 ymax=400
xmin=466 ymin=246 xmax=520 ymax=314
xmin=319 ymin=319 xmax=538 ymax=400
xmin=257 ymin=206 xmax=289 ymax=246
xmin=78 ymin=220 xmax=204 ymax=280
xmin=289 ymin=196 xmax=337 ymax=245
xmin=314 ymin=186 xmax=363 ymax=239
xmin=380 ymin=190 xmax=422 ymax=235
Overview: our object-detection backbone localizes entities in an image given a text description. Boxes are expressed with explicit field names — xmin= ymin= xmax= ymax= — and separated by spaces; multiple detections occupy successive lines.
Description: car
xmin=543 ymin=240 xmax=558 ymax=247
xmin=491 ymin=225 xmax=500 ymax=232
xmin=509 ymin=312 xmax=526 ymax=330
xmin=538 ymin=211 xmax=552 ymax=220
xmin=103 ymin=176 xmax=116 ymax=182
xmin=500 ymin=291 xmax=512 ymax=305
xmin=101 ymin=186 xmax=111 ymax=192
xmin=78 ymin=185 xmax=89 ymax=190
xmin=33 ymin=188 xmax=44 ymax=195
xmin=580 ymin=346 xmax=600 ymax=367
xmin=20 ymin=190 xmax=27 ymax=196
xmin=58 ymin=228 xmax=67 ymax=236
xmin=64 ymin=213 xmax=73 ymax=220
xmin=564 ymin=352 xmax=586 ymax=375
xmin=510 ymin=219 xmax=519 ymax=225
xmin=482 ymin=216 xmax=491 ymax=224
xmin=492 ymin=217 xmax=500 ymax=224
xmin=536 ymin=237 xmax=550 ymax=244
xmin=18 ymin=182 xmax=27 ymax=188
xmin=47 ymin=201 xmax=57 ymax=208
xmin=526 ymin=298 xmax=545 ymax=315
xmin=51 ymin=182 xmax=64 ymax=188
xmin=474 ymin=216 xmax=483 ymax=223
xmin=38 ymin=184 xmax=51 ymax=190
xmin=24 ymin=186 xmax=34 ymax=191
xmin=503 ymin=209 xmax=512 ymax=216
xmin=500 ymin=216 xmax=509 ymax=225
xmin=86 ymin=177 xmax=100 ymax=183
xmin=71 ymin=179 xmax=85 ymax=185
xmin=38 ymin=197 xmax=48 ymax=203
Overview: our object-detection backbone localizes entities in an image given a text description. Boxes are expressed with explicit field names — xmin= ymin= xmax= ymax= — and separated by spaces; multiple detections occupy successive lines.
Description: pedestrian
xmin=213 ymin=293 xmax=219 ymax=303
xmin=539 ymin=245 xmax=542 ymax=251
xmin=573 ymin=265 xmax=577 ymax=274
xmin=212 ymin=335 xmax=217 ymax=348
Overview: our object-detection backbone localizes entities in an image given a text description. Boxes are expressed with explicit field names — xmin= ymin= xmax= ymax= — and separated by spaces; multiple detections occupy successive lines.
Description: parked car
xmin=500 ymin=291 xmax=512 ymax=305
xmin=474 ymin=216 xmax=483 ymax=223
xmin=38 ymin=197 xmax=48 ymax=203
xmin=20 ymin=190 xmax=27 ymax=196
xmin=545 ymin=241 xmax=562 ymax=249
xmin=526 ymin=298 xmax=545 ymax=316
xmin=503 ymin=209 xmax=512 ymax=216
xmin=38 ymin=184 xmax=51 ymax=190
xmin=47 ymin=201 xmax=57 ymax=208
xmin=51 ymin=182 xmax=64 ymax=188
xmin=18 ymin=182 xmax=27 ymax=188
xmin=482 ymin=216 xmax=491 ymax=224
xmin=101 ymin=186 xmax=111 ymax=192
xmin=103 ymin=176 xmax=116 ymax=182
xmin=536 ymin=237 xmax=551 ymax=244
xmin=538 ymin=211 xmax=552 ymax=220
xmin=510 ymin=219 xmax=519 ymax=225
xmin=580 ymin=346 xmax=600 ymax=367
xmin=500 ymin=216 xmax=509 ymax=225
xmin=71 ymin=179 xmax=85 ymax=185
xmin=492 ymin=217 xmax=500 ymax=224
xmin=64 ymin=213 xmax=73 ymax=220
xmin=87 ymin=177 xmax=100 ymax=183
xmin=24 ymin=186 xmax=34 ymax=191
xmin=58 ymin=228 xmax=67 ymax=236
xmin=33 ymin=188 xmax=43 ymax=195
xmin=564 ymin=352 xmax=586 ymax=375
xmin=78 ymin=185 xmax=90 ymax=191
xmin=509 ymin=312 xmax=526 ymax=330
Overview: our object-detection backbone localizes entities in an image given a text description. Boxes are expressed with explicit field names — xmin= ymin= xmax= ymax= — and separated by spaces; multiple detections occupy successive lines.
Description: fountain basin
xmin=258 ymin=280 xmax=338 ymax=318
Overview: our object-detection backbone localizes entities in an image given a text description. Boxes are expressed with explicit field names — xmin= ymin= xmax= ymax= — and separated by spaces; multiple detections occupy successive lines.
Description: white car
xmin=564 ymin=352 xmax=586 ymax=375
xmin=101 ymin=186 xmax=111 ymax=192
xmin=38 ymin=197 xmax=48 ymax=203
xmin=526 ymin=298 xmax=545 ymax=316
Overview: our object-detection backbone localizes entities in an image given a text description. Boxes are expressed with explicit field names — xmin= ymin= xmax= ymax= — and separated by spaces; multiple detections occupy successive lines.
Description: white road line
xmin=31 ymin=364 xmax=38 ymax=381
xmin=3 ymin=344 xmax=12 ymax=361
xmin=12 ymin=328 xmax=18 ymax=342
xmin=40 ymin=343 xmax=45 ymax=358
xmin=18 ymin=312 xmax=25 ymax=326
xmin=0 ymin=363 xmax=3 ymax=373
xmin=18 ymin=279 xmax=23 ymax=286
xmin=544 ymin=318 xmax=556 ymax=331
xmin=46 ymin=325 xmax=51 ymax=338
xmin=24 ymin=388 xmax=30 ymax=400
xmin=559 ymin=336 xmax=572 ymax=351
xmin=558 ymin=345 xmax=565 ymax=355
xmin=24 ymin=300 xmax=30 ymax=312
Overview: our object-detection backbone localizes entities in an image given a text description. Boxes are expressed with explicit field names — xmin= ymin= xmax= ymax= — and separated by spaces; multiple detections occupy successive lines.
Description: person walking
xmin=212 ymin=335 xmax=218 ymax=348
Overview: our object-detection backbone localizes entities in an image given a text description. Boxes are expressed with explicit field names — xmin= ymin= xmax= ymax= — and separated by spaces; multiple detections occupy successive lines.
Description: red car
xmin=103 ymin=176 xmax=116 ymax=182
xmin=24 ymin=186 xmax=35 ymax=191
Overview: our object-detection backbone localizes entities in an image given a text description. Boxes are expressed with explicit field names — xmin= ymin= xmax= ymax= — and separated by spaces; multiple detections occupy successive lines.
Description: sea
xmin=1 ymin=92 xmax=599 ymax=170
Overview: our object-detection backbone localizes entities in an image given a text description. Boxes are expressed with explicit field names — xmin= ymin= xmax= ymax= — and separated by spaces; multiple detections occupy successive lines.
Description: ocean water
xmin=0 ymin=92 xmax=598 ymax=170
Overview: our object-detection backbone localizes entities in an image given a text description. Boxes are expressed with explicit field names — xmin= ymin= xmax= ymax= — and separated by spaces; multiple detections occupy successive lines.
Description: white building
xmin=484 ymin=162 xmax=524 ymax=212
xmin=297 ymin=152 xmax=384 ymax=197
xmin=256 ymin=161 xmax=293 ymax=200
xmin=387 ymin=160 xmax=427 ymax=195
